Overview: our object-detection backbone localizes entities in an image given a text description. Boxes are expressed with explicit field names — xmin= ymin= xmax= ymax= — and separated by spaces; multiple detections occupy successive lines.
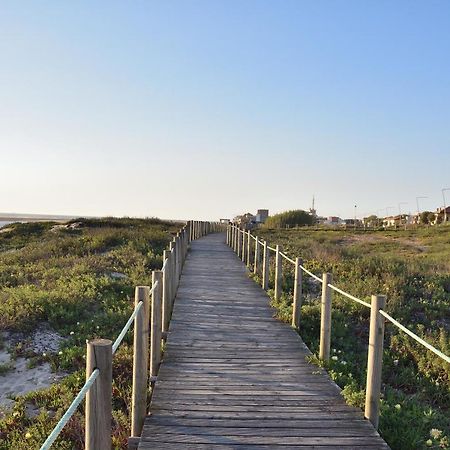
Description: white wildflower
xmin=430 ymin=429 xmax=442 ymax=440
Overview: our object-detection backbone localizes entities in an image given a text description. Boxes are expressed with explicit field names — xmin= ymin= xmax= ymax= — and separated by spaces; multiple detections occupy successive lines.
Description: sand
xmin=0 ymin=325 xmax=66 ymax=411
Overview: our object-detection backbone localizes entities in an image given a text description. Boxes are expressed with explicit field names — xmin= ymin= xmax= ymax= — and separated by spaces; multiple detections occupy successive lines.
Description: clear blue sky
xmin=1 ymin=1 xmax=449 ymax=220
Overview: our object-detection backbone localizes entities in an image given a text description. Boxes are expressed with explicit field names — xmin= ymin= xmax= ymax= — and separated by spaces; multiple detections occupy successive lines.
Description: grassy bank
xmin=254 ymin=226 xmax=450 ymax=450
xmin=0 ymin=218 xmax=179 ymax=449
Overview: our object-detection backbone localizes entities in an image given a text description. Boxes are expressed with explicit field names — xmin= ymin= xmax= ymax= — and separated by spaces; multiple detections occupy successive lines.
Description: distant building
xmin=233 ymin=213 xmax=256 ymax=229
xmin=382 ymin=214 xmax=411 ymax=227
xmin=326 ymin=216 xmax=344 ymax=226
xmin=255 ymin=209 xmax=269 ymax=223
xmin=344 ymin=219 xmax=362 ymax=226
xmin=434 ymin=206 xmax=450 ymax=224
xmin=219 ymin=218 xmax=230 ymax=224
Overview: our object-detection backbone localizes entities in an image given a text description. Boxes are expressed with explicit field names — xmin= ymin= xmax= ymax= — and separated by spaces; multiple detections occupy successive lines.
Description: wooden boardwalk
xmin=138 ymin=233 xmax=389 ymax=449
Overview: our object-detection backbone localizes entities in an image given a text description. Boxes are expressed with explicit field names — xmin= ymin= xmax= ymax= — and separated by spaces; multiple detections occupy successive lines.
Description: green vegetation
xmin=254 ymin=225 xmax=450 ymax=450
xmin=263 ymin=209 xmax=313 ymax=228
xmin=0 ymin=218 xmax=179 ymax=449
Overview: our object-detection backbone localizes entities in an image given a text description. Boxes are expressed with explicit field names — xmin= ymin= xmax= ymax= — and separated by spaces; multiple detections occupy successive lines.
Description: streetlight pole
xmin=442 ymin=188 xmax=450 ymax=224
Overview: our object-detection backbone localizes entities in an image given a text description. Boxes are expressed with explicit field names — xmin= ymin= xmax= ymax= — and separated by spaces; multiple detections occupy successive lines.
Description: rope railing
xmin=327 ymin=283 xmax=371 ymax=308
xmin=113 ymin=298 xmax=143 ymax=355
xmin=40 ymin=220 xmax=222 ymax=450
xmin=40 ymin=369 xmax=99 ymax=450
xmin=379 ymin=309 xmax=450 ymax=364
xmin=299 ymin=264 xmax=323 ymax=282
xmin=280 ymin=252 xmax=295 ymax=264
xmin=226 ymin=223 xmax=450 ymax=430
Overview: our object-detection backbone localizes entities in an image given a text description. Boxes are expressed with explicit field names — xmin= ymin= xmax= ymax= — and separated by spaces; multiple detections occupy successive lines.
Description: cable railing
xmin=227 ymin=224 xmax=450 ymax=429
xmin=40 ymin=220 xmax=222 ymax=450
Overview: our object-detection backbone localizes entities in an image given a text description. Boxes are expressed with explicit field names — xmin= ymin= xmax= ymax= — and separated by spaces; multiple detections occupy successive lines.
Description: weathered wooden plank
xmin=140 ymin=434 xmax=388 ymax=446
xmin=144 ymin=416 xmax=379 ymax=429
xmin=139 ymin=445 xmax=388 ymax=450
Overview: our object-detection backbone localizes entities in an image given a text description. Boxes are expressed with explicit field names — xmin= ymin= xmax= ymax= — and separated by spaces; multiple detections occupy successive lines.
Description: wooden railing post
xmin=319 ymin=273 xmax=332 ymax=361
xmin=85 ymin=339 xmax=112 ymax=450
xmin=131 ymin=286 xmax=150 ymax=437
xmin=234 ymin=227 xmax=238 ymax=253
xmin=241 ymin=229 xmax=247 ymax=262
xmin=150 ymin=271 xmax=163 ymax=378
xmin=365 ymin=294 xmax=386 ymax=429
xmin=291 ymin=257 xmax=303 ymax=329
xmin=246 ymin=231 xmax=251 ymax=267
xmin=180 ymin=229 xmax=185 ymax=262
xmin=237 ymin=229 xmax=242 ymax=258
xmin=172 ymin=238 xmax=180 ymax=284
xmin=254 ymin=236 xmax=260 ymax=275
xmin=162 ymin=250 xmax=171 ymax=333
xmin=275 ymin=245 xmax=282 ymax=300
xmin=171 ymin=244 xmax=177 ymax=303
xmin=262 ymin=241 xmax=269 ymax=290
xmin=186 ymin=221 xmax=191 ymax=244
xmin=176 ymin=234 xmax=181 ymax=281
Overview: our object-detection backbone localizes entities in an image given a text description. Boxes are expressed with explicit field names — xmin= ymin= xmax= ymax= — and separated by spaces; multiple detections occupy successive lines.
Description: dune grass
xmin=0 ymin=217 xmax=179 ymax=450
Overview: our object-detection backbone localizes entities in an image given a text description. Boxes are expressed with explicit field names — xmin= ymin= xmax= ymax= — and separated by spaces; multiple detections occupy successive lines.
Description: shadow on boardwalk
xmin=138 ymin=233 xmax=389 ymax=449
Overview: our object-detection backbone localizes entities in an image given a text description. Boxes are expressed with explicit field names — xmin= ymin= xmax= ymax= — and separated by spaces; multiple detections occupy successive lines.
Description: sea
xmin=0 ymin=221 xmax=13 ymax=229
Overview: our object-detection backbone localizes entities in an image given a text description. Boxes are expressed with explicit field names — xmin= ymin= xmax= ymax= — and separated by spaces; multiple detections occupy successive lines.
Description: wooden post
xmin=241 ymin=229 xmax=247 ymax=262
xmin=246 ymin=231 xmax=251 ymax=267
xmin=85 ymin=339 xmax=112 ymax=450
xmin=275 ymin=245 xmax=282 ymax=300
xmin=170 ymin=241 xmax=178 ymax=294
xmin=176 ymin=234 xmax=181 ymax=281
xmin=291 ymin=258 xmax=303 ymax=329
xmin=262 ymin=241 xmax=269 ymax=290
xmin=150 ymin=271 xmax=163 ymax=377
xmin=186 ymin=221 xmax=191 ymax=244
xmin=254 ymin=236 xmax=260 ymax=275
xmin=237 ymin=229 xmax=242 ymax=258
xmin=319 ymin=273 xmax=332 ymax=362
xmin=179 ymin=231 xmax=184 ymax=265
xmin=162 ymin=250 xmax=171 ymax=333
xmin=365 ymin=295 xmax=386 ymax=429
xmin=234 ymin=227 xmax=238 ymax=253
xmin=131 ymin=286 xmax=150 ymax=437
xmin=180 ymin=229 xmax=185 ymax=263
